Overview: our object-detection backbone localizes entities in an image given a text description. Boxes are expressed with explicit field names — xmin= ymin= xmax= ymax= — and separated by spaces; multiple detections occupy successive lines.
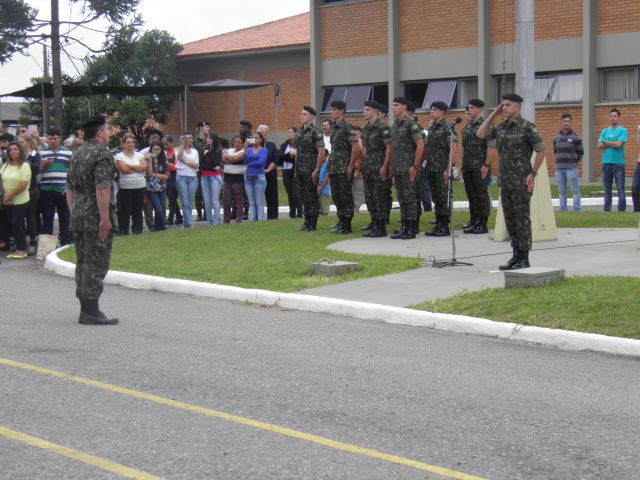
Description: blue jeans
xmin=631 ymin=163 xmax=640 ymax=212
xmin=147 ymin=190 xmax=166 ymax=230
xmin=556 ymin=166 xmax=581 ymax=212
xmin=244 ymin=174 xmax=266 ymax=221
xmin=601 ymin=163 xmax=626 ymax=212
xmin=176 ymin=175 xmax=198 ymax=227
xmin=201 ymin=175 xmax=222 ymax=225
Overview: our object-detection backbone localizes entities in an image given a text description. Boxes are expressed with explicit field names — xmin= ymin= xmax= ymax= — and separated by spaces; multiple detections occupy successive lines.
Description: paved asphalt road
xmin=1 ymin=263 xmax=639 ymax=479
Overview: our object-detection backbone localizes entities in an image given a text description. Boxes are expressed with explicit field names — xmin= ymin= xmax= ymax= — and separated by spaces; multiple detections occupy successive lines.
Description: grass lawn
xmin=411 ymin=276 xmax=640 ymax=339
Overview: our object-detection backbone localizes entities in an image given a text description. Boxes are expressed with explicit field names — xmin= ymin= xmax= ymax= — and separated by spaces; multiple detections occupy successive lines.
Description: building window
xmin=492 ymin=75 xmax=515 ymax=105
xmin=493 ymin=72 xmax=583 ymax=104
xmin=600 ymin=67 xmax=639 ymax=101
xmin=321 ymin=84 xmax=388 ymax=112
xmin=404 ymin=78 xmax=478 ymax=110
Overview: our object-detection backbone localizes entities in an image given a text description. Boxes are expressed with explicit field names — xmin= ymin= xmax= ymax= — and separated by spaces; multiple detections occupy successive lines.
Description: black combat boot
xmin=390 ymin=221 xmax=406 ymax=239
xmin=331 ymin=216 xmax=344 ymax=233
xmin=297 ymin=216 xmax=310 ymax=231
xmin=511 ymin=250 xmax=530 ymax=269
xmin=499 ymin=248 xmax=520 ymax=270
xmin=361 ymin=220 xmax=373 ymax=231
xmin=463 ymin=216 xmax=478 ymax=233
xmin=370 ymin=220 xmax=387 ymax=238
xmin=401 ymin=220 xmax=416 ymax=239
xmin=337 ymin=216 xmax=352 ymax=234
xmin=362 ymin=220 xmax=377 ymax=237
xmin=307 ymin=216 xmax=318 ymax=232
xmin=79 ymin=299 xmax=119 ymax=325
xmin=471 ymin=216 xmax=488 ymax=234
xmin=433 ymin=216 xmax=451 ymax=237
xmin=424 ymin=216 xmax=440 ymax=236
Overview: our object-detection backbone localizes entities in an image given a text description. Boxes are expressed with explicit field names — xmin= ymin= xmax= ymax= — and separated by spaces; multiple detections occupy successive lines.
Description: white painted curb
xmin=45 ymin=245 xmax=640 ymax=358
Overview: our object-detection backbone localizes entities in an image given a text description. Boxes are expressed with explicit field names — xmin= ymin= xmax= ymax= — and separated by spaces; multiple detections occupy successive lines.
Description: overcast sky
xmin=1 ymin=0 xmax=309 ymax=96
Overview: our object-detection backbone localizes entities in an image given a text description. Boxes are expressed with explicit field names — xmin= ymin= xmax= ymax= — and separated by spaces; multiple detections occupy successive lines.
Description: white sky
xmin=1 ymin=0 xmax=309 ymax=96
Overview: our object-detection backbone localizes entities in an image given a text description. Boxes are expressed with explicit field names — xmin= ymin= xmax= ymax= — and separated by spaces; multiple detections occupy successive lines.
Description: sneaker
xmin=7 ymin=252 xmax=28 ymax=259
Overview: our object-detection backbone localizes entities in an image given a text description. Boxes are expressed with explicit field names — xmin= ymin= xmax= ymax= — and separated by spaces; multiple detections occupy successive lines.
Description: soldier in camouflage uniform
xmin=477 ymin=93 xmax=546 ymax=270
xmin=461 ymin=98 xmax=495 ymax=234
xmin=424 ymin=101 xmax=457 ymax=237
xmin=295 ymin=106 xmax=325 ymax=232
xmin=361 ymin=100 xmax=392 ymax=238
xmin=377 ymin=105 xmax=393 ymax=224
xmin=389 ymin=97 xmax=424 ymax=240
xmin=406 ymin=101 xmax=428 ymax=230
xmin=65 ymin=115 xmax=119 ymax=325
xmin=327 ymin=100 xmax=360 ymax=234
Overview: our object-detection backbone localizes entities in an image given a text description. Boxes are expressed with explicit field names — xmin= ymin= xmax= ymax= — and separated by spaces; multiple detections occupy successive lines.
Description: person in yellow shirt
xmin=0 ymin=142 xmax=32 ymax=259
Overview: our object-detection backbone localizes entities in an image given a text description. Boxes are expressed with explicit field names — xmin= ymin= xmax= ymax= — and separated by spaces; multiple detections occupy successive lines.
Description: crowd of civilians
xmin=0 ymin=110 xmax=639 ymax=261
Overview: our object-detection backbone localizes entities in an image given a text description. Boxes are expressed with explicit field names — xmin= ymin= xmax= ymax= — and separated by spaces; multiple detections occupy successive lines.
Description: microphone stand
xmin=432 ymin=118 xmax=473 ymax=268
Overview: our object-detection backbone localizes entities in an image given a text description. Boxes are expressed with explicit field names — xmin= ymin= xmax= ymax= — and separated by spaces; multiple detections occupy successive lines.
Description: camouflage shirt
xmin=426 ymin=118 xmax=456 ymax=173
xmin=66 ymin=139 xmax=117 ymax=232
xmin=192 ymin=136 xmax=208 ymax=166
xmin=391 ymin=115 xmax=423 ymax=176
xmin=462 ymin=117 xmax=495 ymax=171
xmin=362 ymin=119 xmax=392 ymax=175
xmin=328 ymin=119 xmax=356 ymax=174
xmin=295 ymin=123 xmax=325 ymax=174
xmin=492 ymin=114 xmax=545 ymax=190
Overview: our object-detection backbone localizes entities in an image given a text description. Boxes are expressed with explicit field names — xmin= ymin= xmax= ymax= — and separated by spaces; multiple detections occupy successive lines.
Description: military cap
xmin=363 ymin=100 xmax=380 ymax=110
xmin=430 ymin=101 xmax=448 ymax=112
xmin=302 ymin=105 xmax=317 ymax=116
xmin=378 ymin=104 xmax=388 ymax=114
xmin=239 ymin=120 xmax=252 ymax=128
xmin=467 ymin=98 xmax=485 ymax=108
xmin=502 ymin=93 xmax=524 ymax=103
xmin=330 ymin=100 xmax=347 ymax=110
xmin=405 ymin=101 xmax=416 ymax=113
xmin=82 ymin=115 xmax=106 ymax=129
xmin=196 ymin=120 xmax=210 ymax=128
xmin=392 ymin=96 xmax=410 ymax=106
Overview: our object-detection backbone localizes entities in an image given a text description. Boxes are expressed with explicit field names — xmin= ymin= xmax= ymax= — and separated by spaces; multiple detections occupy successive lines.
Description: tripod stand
xmin=432 ymin=117 xmax=473 ymax=268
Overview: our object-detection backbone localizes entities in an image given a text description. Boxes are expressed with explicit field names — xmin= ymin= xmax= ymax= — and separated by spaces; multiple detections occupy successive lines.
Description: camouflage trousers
xmin=463 ymin=169 xmax=490 ymax=219
xmin=385 ymin=178 xmax=393 ymax=221
xmin=501 ymin=188 xmax=532 ymax=251
xmin=363 ymin=171 xmax=389 ymax=222
xmin=394 ymin=174 xmax=418 ymax=221
xmin=74 ymin=230 xmax=113 ymax=302
xmin=329 ymin=173 xmax=354 ymax=218
xmin=427 ymin=170 xmax=450 ymax=216
xmin=295 ymin=171 xmax=320 ymax=218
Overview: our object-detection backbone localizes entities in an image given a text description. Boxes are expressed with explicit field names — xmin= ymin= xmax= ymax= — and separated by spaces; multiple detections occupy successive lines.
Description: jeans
xmin=601 ymin=163 xmax=626 ymax=212
xmin=40 ymin=189 xmax=73 ymax=245
xmin=556 ymin=166 xmax=581 ymax=212
xmin=147 ymin=191 xmax=167 ymax=231
xmin=201 ymin=175 xmax=222 ymax=225
xmin=244 ymin=174 xmax=266 ymax=221
xmin=631 ymin=163 xmax=640 ymax=212
xmin=176 ymin=175 xmax=198 ymax=227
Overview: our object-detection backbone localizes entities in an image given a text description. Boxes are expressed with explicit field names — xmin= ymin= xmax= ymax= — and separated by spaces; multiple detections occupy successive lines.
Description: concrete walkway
xmin=301 ymin=228 xmax=640 ymax=307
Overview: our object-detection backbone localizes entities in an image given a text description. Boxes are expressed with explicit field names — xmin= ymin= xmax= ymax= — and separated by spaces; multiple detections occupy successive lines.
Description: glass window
xmin=456 ymin=78 xmax=479 ymax=108
xmin=535 ymin=75 xmax=558 ymax=103
xmin=321 ymin=86 xmax=347 ymax=112
xmin=372 ymin=84 xmax=389 ymax=107
xmin=493 ymin=75 xmax=515 ymax=105
xmin=423 ymin=80 xmax=457 ymax=109
xmin=404 ymin=82 xmax=428 ymax=108
xmin=556 ymin=73 xmax=582 ymax=102
xmin=345 ymin=85 xmax=372 ymax=111
xmin=602 ymin=68 xmax=636 ymax=101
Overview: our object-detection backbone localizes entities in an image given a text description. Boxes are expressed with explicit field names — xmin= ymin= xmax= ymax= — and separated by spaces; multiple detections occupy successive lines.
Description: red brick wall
xmin=320 ymin=0 xmax=387 ymax=60
xmin=399 ymin=0 xmax=477 ymax=52
xmin=597 ymin=0 xmax=640 ymax=36
xmin=490 ymin=0 xmax=516 ymax=45
xmin=595 ymin=105 xmax=640 ymax=177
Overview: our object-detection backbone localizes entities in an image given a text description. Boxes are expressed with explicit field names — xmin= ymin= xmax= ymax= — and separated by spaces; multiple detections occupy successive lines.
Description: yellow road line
xmin=0 ymin=426 xmax=161 ymax=480
xmin=0 ymin=357 xmax=487 ymax=480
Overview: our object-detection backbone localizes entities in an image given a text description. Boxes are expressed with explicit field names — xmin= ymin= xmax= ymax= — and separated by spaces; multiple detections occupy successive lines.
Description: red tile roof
xmin=179 ymin=12 xmax=310 ymax=58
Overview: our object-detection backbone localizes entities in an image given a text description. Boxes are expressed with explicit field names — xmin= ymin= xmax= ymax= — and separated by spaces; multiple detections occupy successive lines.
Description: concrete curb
xmin=45 ymin=246 xmax=640 ymax=358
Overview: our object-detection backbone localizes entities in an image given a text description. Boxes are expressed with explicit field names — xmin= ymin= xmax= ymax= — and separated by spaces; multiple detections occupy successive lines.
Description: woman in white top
xmin=115 ymin=134 xmax=147 ymax=234
xmin=175 ymin=132 xmax=199 ymax=228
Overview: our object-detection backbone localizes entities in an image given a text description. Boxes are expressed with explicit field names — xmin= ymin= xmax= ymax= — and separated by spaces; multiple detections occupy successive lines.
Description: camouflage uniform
xmin=328 ymin=119 xmax=356 ymax=219
xmin=425 ymin=118 xmax=456 ymax=217
xmin=492 ymin=114 xmax=545 ymax=251
xmin=362 ymin=120 xmax=392 ymax=223
xmin=66 ymin=139 xmax=117 ymax=304
xmin=295 ymin=123 xmax=325 ymax=219
xmin=462 ymin=117 xmax=492 ymax=223
xmin=391 ymin=115 xmax=423 ymax=223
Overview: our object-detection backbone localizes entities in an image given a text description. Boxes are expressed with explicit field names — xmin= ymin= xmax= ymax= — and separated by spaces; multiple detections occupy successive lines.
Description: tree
xmin=0 ymin=0 xmax=38 ymax=64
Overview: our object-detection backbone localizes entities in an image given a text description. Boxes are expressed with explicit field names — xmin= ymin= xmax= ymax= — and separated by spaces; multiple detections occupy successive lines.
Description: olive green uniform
xmin=328 ymin=119 xmax=356 ymax=219
xmin=362 ymin=120 xmax=392 ymax=223
xmin=391 ymin=116 xmax=423 ymax=222
xmin=295 ymin=124 xmax=325 ymax=219
xmin=462 ymin=117 xmax=493 ymax=221
xmin=425 ymin=118 xmax=456 ymax=217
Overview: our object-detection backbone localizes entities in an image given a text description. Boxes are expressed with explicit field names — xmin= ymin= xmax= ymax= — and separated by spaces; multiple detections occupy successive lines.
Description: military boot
xmin=297 ymin=216 xmax=310 ymax=231
xmin=331 ymin=216 xmax=344 ymax=233
xmin=433 ymin=216 xmax=451 ymax=237
xmin=78 ymin=299 xmax=119 ymax=326
xmin=463 ymin=216 xmax=478 ymax=233
xmin=499 ymin=248 xmax=520 ymax=270
xmin=471 ymin=216 xmax=488 ymax=234
xmin=401 ymin=220 xmax=416 ymax=239
xmin=361 ymin=220 xmax=373 ymax=231
xmin=370 ymin=220 xmax=387 ymax=238
xmin=424 ymin=216 xmax=441 ymax=236
xmin=307 ymin=216 xmax=318 ymax=232
xmin=511 ymin=250 xmax=530 ymax=269
xmin=362 ymin=220 xmax=377 ymax=238
xmin=390 ymin=221 xmax=406 ymax=239
xmin=337 ymin=216 xmax=352 ymax=234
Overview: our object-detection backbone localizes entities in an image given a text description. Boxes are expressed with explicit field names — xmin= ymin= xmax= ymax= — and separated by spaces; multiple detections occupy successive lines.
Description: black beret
xmin=302 ymin=105 xmax=317 ymax=116
xmin=392 ymin=96 xmax=409 ymax=105
xmin=239 ymin=120 xmax=252 ymax=128
xmin=0 ymin=133 xmax=14 ymax=141
xmin=364 ymin=100 xmax=380 ymax=110
xmin=430 ymin=101 xmax=448 ymax=112
xmin=502 ymin=93 xmax=524 ymax=103
xmin=82 ymin=115 xmax=106 ymax=129
xmin=378 ymin=104 xmax=388 ymax=114
xmin=196 ymin=120 xmax=210 ymax=128
xmin=330 ymin=100 xmax=347 ymax=110
xmin=467 ymin=98 xmax=485 ymax=108
xmin=405 ymin=101 xmax=416 ymax=113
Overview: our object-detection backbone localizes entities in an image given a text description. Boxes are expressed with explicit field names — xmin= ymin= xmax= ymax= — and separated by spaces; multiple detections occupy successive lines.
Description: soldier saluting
xmin=477 ymin=93 xmax=546 ymax=270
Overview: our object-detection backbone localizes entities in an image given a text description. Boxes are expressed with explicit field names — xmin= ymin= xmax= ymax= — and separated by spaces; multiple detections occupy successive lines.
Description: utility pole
xmin=50 ymin=0 xmax=63 ymax=130
xmin=42 ymin=42 xmax=50 ymax=133
xmin=515 ymin=0 xmax=535 ymax=122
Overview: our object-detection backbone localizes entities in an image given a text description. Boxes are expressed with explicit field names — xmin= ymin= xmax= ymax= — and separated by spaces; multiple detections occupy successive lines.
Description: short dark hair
xmin=47 ymin=127 xmax=61 ymax=137
xmin=322 ymin=119 xmax=331 ymax=125
xmin=561 ymin=113 xmax=572 ymax=121
xmin=610 ymin=108 xmax=621 ymax=116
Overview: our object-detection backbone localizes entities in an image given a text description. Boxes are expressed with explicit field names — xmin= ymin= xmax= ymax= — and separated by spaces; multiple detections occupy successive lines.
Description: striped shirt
xmin=39 ymin=146 xmax=72 ymax=192
xmin=553 ymin=129 xmax=583 ymax=168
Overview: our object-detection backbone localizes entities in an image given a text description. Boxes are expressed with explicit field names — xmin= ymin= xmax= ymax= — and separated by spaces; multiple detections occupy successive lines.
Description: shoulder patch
xmin=411 ymin=124 xmax=419 ymax=131
xmin=383 ymin=129 xmax=390 ymax=135
xmin=532 ymin=127 xmax=538 ymax=133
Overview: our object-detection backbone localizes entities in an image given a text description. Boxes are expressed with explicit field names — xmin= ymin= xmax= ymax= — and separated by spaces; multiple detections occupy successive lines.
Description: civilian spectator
xmin=553 ymin=113 xmax=583 ymax=212
xmin=115 ymin=134 xmax=147 ymax=234
xmin=278 ymin=127 xmax=303 ymax=218
xmin=39 ymin=127 xmax=73 ymax=245
xmin=200 ymin=135 xmax=223 ymax=225
xmin=18 ymin=133 xmax=41 ymax=254
xmin=597 ymin=108 xmax=627 ymax=212
xmin=0 ymin=142 xmax=32 ymax=258
xmin=322 ymin=119 xmax=332 ymax=155
xmin=257 ymin=124 xmax=279 ymax=220
xmin=243 ymin=132 xmax=267 ymax=221
xmin=145 ymin=142 xmax=169 ymax=231
xmin=140 ymin=133 xmax=162 ymax=230
xmin=632 ymin=123 xmax=640 ymax=212
xmin=221 ymin=136 xmax=246 ymax=223
xmin=175 ymin=133 xmax=199 ymax=228
xmin=163 ymin=136 xmax=182 ymax=226
xmin=352 ymin=126 xmax=365 ymax=214
xmin=317 ymin=150 xmax=331 ymax=216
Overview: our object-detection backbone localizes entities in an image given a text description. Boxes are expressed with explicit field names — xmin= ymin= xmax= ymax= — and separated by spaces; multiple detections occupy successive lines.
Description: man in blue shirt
xmin=597 ymin=108 xmax=627 ymax=212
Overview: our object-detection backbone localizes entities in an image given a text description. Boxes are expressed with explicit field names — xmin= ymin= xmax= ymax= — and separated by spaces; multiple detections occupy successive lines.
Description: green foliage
xmin=0 ymin=0 xmax=38 ymax=64
xmin=73 ymin=0 xmax=141 ymax=23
